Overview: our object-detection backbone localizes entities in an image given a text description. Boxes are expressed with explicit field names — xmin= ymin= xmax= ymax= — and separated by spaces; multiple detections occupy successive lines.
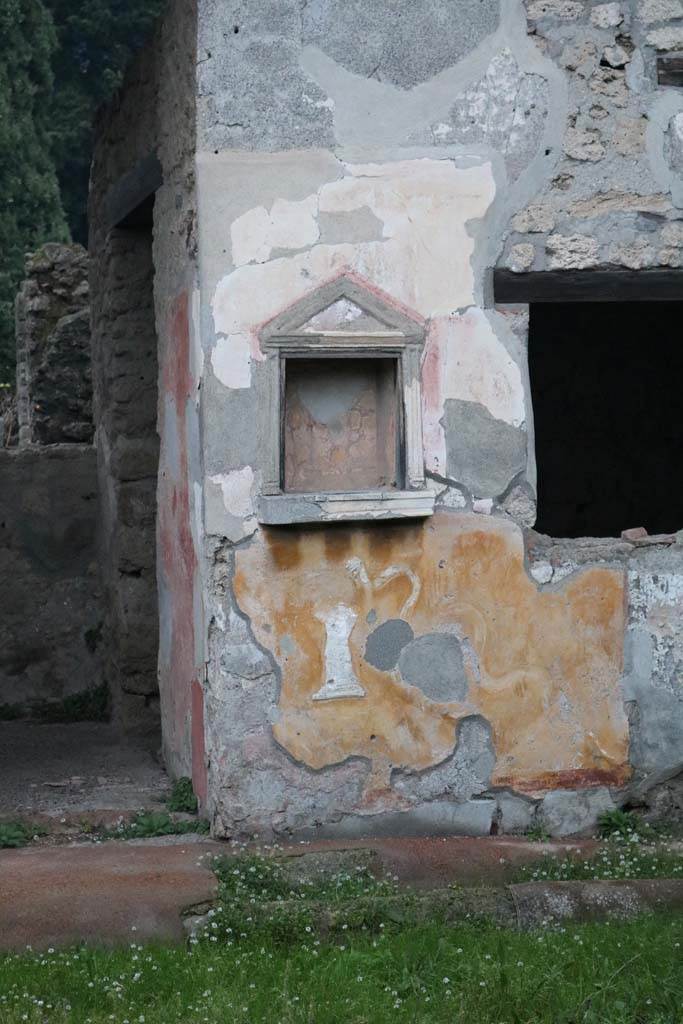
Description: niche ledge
xmin=257 ymin=489 xmax=435 ymax=526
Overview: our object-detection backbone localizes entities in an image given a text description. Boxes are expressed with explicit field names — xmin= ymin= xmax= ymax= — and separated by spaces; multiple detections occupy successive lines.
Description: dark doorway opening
xmin=529 ymin=301 xmax=683 ymax=538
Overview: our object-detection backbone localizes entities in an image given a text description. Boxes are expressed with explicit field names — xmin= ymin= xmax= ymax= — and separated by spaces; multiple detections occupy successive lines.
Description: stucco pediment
xmin=260 ymin=275 xmax=425 ymax=348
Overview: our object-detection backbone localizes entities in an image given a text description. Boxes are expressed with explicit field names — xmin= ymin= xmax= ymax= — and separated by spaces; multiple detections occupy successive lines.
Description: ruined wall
xmin=0 ymin=446 xmax=103 ymax=717
xmin=15 ymin=244 xmax=92 ymax=447
xmin=89 ymin=0 xmax=200 ymax=747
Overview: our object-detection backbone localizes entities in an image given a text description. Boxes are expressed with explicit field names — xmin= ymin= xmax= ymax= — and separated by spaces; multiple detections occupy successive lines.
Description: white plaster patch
xmin=231 ymin=196 xmax=320 ymax=266
xmin=210 ymin=467 xmax=257 ymax=537
xmin=421 ymin=307 xmax=526 ymax=477
xmin=629 ymin=571 xmax=683 ymax=614
xmin=211 ymin=333 xmax=252 ymax=389
xmin=531 ymin=561 xmax=554 ymax=585
xmin=628 ymin=571 xmax=683 ymax=680
xmin=213 ymin=157 xmax=496 ymax=343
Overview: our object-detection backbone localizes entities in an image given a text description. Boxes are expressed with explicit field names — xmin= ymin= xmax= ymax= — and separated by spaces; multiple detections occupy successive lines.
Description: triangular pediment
xmin=261 ymin=275 xmax=424 ymax=346
xmin=299 ymin=298 xmax=388 ymax=335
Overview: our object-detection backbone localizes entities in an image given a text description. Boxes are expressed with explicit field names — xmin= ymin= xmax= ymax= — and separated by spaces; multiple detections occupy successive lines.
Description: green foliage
xmin=0 ymin=822 xmax=30 ymax=848
xmin=167 ymin=777 xmax=198 ymax=814
xmin=597 ymin=807 xmax=646 ymax=839
xmin=0 ymin=0 xmax=164 ymax=384
xmin=36 ymin=683 xmax=109 ymax=723
xmin=103 ymin=811 xmax=210 ymax=840
xmin=44 ymin=0 xmax=166 ymax=243
xmin=0 ymin=683 xmax=109 ymax=723
xmin=0 ymin=0 xmax=68 ymax=384
xmin=0 ymin=703 xmax=24 ymax=722
xmin=524 ymin=821 xmax=551 ymax=842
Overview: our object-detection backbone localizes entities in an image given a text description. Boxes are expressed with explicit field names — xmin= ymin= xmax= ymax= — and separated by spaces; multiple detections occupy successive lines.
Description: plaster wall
xmin=191 ymin=0 xmax=682 ymax=837
xmin=91 ymin=0 xmax=683 ymax=836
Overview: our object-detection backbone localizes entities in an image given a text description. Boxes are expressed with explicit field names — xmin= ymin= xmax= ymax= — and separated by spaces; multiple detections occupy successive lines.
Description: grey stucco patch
xmin=201 ymin=370 xmax=260 ymax=476
xmin=623 ymin=561 xmax=683 ymax=774
xmin=294 ymin=364 xmax=370 ymax=426
xmin=624 ymin=632 xmax=683 ymax=773
xmin=398 ymin=633 xmax=469 ymax=702
xmin=317 ymin=207 xmax=385 ymax=245
xmin=197 ymin=0 xmax=334 ymax=150
xmin=308 ymin=798 xmax=496 ymax=840
xmin=392 ymin=716 xmax=495 ymax=802
xmin=364 ymin=619 xmax=414 ymax=672
xmin=443 ymin=399 xmax=527 ymax=498
xmin=302 ymin=0 xmax=500 ymax=90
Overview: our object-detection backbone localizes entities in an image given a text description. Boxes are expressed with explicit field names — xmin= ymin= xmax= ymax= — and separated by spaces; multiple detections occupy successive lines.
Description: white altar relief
xmin=312 ymin=604 xmax=366 ymax=701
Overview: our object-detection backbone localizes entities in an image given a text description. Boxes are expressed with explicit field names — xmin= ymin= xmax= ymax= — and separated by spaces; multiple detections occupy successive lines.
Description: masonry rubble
xmin=15 ymin=243 xmax=93 ymax=447
xmin=1 ymin=245 xmax=103 ymax=718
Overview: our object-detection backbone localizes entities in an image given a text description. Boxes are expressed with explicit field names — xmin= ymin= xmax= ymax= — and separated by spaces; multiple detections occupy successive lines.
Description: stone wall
xmin=0 ymin=446 xmax=103 ymax=717
xmin=15 ymin=244 xmax=93 ymax=447
xmin=89 ymin=0 xmax=200 ymax=749
xmin=90 ymin=228 xmax=160 ymax=736
xmin=502 ymin=0 xmax=683 ymax=273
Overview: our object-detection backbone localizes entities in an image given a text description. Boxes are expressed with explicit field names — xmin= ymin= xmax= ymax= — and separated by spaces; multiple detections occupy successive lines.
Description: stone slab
xmin=0 ymin=840 xmax=223 ymax=951
xmin=511 ymin=879 xmax=683 ymax=928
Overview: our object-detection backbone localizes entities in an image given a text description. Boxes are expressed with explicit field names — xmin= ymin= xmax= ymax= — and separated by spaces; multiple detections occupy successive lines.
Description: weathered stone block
xmin=507 ymin=243 xmax=536 ymax=272
xmin=590 ymin=2 xmax=624 ymax=27
xmin=638 ymin=0 xmax=683 ymax=21
xmin=527 ymin=0 xmax=585 ymax=19
xmin=564 ymin=126 xmax=606 ymax=161
xmin=668 ymin=112 xmax=683 ymax=174
xmin=546 ymin=233 xmax=600 ymax=268
xmin=511 ymin=203 xmax=556 ymax=233
xmin=540 ymin=788 xmax=616 ymax=836
xmin=646 ymin=25 xmax=683 ymax=48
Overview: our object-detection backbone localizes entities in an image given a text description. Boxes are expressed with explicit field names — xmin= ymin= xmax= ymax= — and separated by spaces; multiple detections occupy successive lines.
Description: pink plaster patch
xmin=159 ymin=292 xmax=201 ymax=765
xmin=421 ymin=319 xmax=449 ymax=475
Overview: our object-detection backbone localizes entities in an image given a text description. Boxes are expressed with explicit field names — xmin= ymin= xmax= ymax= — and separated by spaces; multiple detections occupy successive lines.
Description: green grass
xmin=0 ymin=916 xmax=681 ymax=1023
xmin=516 ymin=837 xmax=683 ymax=883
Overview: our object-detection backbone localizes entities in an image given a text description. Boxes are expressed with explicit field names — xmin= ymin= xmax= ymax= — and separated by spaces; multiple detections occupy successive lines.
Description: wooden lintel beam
xmin=493 ymin=268 xmax=683 ymax=303
xmin=657 ymin=55 xmax=683 ymax=87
